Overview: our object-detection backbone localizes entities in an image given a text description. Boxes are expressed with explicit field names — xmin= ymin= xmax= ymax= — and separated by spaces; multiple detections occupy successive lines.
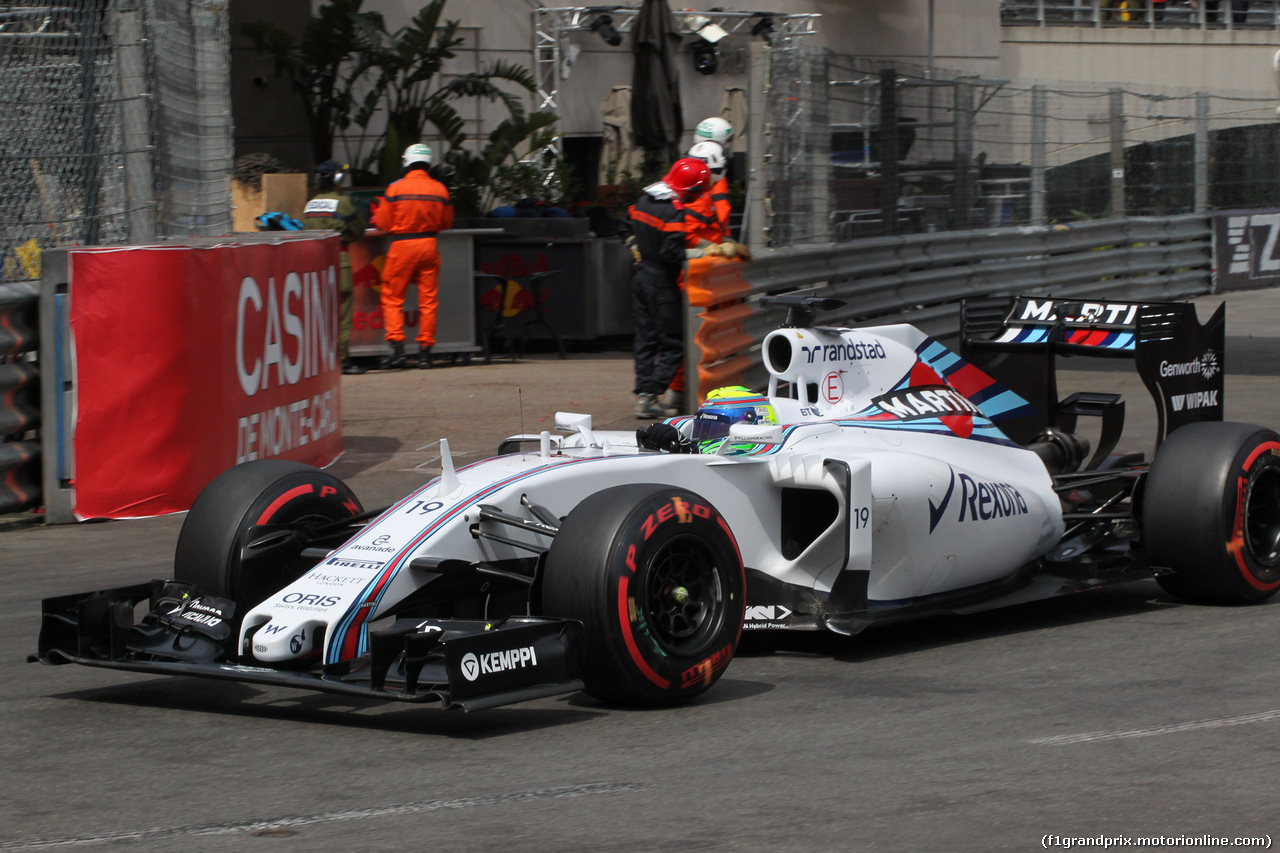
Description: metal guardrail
xmin=683 ymin=214 xmax=1213 ymax=400
xmin=0 ymin=280 xmax=41 ymax=514
xmin=1002 ymin=0 xmax=1275 ymax=28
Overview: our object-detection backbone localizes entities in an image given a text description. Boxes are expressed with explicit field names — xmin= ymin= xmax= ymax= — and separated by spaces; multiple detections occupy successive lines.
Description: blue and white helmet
xmin=691 ymin=385 xmax=776 ymax=448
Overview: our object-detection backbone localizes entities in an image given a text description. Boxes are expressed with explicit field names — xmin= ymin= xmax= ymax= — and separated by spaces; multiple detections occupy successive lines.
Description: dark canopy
xmin=630 ymin=0 xmax=683 ymax=166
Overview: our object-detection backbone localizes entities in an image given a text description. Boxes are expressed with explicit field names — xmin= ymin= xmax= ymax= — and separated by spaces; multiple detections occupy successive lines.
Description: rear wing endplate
xmin=961 ymin=296 xmax=1225 ymax=447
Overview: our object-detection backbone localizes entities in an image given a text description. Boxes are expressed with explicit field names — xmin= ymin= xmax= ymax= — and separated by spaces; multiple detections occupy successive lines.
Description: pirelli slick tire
xmin=174 ymin=460 xmax=363 ymax=613
xmin=1144 ymin=422 xmax=1280 ymax=604
xmin=542 ymin=484 xmax=745 ymax=706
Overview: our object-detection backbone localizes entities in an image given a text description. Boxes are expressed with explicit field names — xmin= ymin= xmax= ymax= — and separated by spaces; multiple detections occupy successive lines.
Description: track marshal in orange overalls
xmin=371 ymin=143 xmax=454 ymax=369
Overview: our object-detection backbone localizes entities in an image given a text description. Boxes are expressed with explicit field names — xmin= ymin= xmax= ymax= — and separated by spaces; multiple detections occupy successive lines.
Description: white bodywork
xmin=241 ymin=322 xmax=1065 ymax=665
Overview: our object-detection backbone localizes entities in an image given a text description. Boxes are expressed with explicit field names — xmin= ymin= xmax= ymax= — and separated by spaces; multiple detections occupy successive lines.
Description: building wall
xmin=1001 ymin=24 xmax=1279 ymax=96
xmin=229 ymin=1 xmax=1280 ymax=175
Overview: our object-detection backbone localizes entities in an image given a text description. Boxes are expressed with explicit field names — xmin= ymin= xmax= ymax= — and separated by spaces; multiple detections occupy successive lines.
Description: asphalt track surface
xmin=4 ymin=290 xmax=1280 ymax=851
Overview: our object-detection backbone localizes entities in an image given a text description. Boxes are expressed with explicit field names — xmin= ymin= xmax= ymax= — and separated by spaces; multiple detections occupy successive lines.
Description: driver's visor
xmin=691 ymin=411 xmax=732 ymax=443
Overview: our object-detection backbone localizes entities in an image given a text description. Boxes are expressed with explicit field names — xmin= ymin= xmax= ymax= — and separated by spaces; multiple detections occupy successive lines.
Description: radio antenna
xmin=519 ymin=388 xmax=526 ymax=453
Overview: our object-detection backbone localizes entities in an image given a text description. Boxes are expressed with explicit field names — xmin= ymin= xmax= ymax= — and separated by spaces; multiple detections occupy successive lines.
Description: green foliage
xmin=244 ymin=0 xmax=557 ymax=207
xmin=350 ymin=0 xmax=542 ymax=184
xmin=240 ymin=0 xmax=380 ymax=163
xmin=445 ymin=111 xmax=562 ymax=217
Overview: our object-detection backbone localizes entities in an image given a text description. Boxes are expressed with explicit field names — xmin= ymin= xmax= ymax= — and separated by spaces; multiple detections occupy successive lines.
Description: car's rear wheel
xmin=541 ymin=484 xmax=745 ymax=705
xmin=1144 ymin=422 xmax=1280 ymax=604
xmin=174 ymin=460 xmax=363 ymax=613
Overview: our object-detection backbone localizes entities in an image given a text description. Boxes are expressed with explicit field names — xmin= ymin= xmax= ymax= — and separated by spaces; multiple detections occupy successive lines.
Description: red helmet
xmin=663 ymin=158 xmax=712 ymax=198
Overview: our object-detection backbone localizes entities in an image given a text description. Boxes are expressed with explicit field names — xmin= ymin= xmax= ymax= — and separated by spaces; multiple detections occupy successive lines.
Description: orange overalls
xmin=685 ymin=175 xmax=731 ymax=244
xmin=372 ymin=168 xmax=454 ymax=347
xmin=668 ymin=175 xmax=730 ymax=395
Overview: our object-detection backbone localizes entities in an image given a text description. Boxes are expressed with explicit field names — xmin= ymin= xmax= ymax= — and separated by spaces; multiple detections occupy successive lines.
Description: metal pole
xmin=743 ymin=40 xmax=770 ymax=250
xmin=879 ymin=68 xmax=899 ymax=235
xmin=114 ymin=0 xmax=156 ymax=244
xmin=952 ymin=79 xmax=974 ymax=230
xmin=1194 ymin=91 xmax=1209 ymax=214
xmin=79 ymin=6 xmax=101 ymax=246
xmin=812 ymin=49 xmax=830 ymax=242
xmin=1109 ymin=88 xmax=1126 ymax=218
xmin=926 ymin=0 xmax=936 ymax=156
xmin=1031 ymin=85 xmax=1047 ymax=225
xmin=191 ymin=0 xmax=235 ymax=236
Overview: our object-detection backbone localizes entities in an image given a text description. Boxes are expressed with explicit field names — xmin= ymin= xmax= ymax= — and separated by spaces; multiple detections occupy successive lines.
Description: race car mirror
xmin=555 ymin=412 xmax=598 ymax=447
xmin=728 ymin=423 xmax=785 ymax=446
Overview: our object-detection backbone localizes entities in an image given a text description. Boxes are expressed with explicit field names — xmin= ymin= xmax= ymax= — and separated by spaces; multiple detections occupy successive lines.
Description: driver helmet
xmin=691 ymin=386 xmax=777 ymax=447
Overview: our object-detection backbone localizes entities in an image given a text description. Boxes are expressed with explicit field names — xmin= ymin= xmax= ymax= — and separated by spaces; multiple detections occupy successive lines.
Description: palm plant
xmin=240 ymin=0 xmax=379 ymax=164
xmin=446 ymin=111 xmax=562 ymax=217
xmin=350 ymin=0 xmax=545 ymax=184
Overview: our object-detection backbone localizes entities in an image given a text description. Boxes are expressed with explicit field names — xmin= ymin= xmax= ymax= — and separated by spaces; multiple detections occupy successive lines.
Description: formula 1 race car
xmin=35 ymin=294 xmax=1280 ymax=711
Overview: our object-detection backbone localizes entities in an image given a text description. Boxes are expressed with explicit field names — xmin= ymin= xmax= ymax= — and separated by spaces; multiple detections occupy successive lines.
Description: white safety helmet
xmin=694 ymin=116 xmax=733 ymax=148
xmin=687 ymin=140 xmax=726 ymax=172
xmin=402 ymin=143 xmax=433 ymax=169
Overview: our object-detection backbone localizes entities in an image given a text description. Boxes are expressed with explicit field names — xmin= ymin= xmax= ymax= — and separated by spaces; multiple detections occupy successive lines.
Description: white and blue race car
xmin=36 ymin=295 xmax=1280 ymax=710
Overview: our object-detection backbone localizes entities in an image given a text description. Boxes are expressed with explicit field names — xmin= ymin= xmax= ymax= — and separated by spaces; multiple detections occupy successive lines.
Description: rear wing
xmin=961 ymin=296 xmax=1225 ymax=449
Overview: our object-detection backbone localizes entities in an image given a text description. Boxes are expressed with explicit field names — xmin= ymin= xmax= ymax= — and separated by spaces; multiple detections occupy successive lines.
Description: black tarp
xmin=630 ymin=0 xmax=683 ymax=166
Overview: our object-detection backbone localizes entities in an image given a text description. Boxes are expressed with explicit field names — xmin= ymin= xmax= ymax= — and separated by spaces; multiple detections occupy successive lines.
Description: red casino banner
xmin=68 ymin=236 xmax=343 ymax=519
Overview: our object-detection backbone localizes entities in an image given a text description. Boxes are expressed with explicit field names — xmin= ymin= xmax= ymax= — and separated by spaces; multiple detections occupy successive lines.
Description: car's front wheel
xmin=541 ymin=484 xmax=745 ymax=705
xmin=174 ymin=460 xmax=363 ymax=614
xmin=1144 ymin=422 xmax=1280 ymax=604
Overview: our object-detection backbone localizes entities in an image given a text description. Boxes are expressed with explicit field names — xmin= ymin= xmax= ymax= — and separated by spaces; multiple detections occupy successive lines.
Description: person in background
xmin=623 ymin=158 xmax=714 ymax=420
xmin=1195 ymin=0 xmax=1249 ymax=23
xmin=370 ymin=143 xmax=454 ymax=370
xmin=302 ymin=160 xmax=366 ymax=375
xmin=686 ymin=140 xmax=731 ymax=245
xmin=656 ymin=131 xmax=755 ymax=416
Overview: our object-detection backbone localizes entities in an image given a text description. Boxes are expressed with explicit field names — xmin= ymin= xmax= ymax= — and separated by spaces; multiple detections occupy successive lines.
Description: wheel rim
xmin=1245 ymin=466 xmax=1280 ymax=568
xmin=643 ymin=534 xmax=725 ymax=657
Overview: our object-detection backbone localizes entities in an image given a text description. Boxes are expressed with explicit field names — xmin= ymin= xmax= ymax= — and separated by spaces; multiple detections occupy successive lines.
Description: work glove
xmin=703 ymin=242 xmax=732 ymax=258
xmin=636 ymin=423 xmax=695 ymax=454
xmin=731 ymin=242 xmax=754 ymax=262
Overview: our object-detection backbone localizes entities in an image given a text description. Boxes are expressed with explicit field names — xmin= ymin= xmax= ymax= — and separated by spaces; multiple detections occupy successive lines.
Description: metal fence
xmin=1002 ymin=0 xmax=1279 ymax=28
xmin=760 ymin=42 xmax=1279 ymax=248
xmin=0 ymin=0 xmax=233 ymax=286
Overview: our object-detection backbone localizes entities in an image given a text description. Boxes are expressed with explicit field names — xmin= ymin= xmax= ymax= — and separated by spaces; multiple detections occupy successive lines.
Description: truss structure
xmin=532 ymin=6 xmax=819 ymax=118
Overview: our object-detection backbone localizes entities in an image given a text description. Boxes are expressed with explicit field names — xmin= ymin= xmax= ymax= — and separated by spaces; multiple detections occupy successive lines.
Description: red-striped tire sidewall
xmin=542 ymin=484 xmax=745 ymax=705
xmin=1145 ymin=422 xmax=1280 ymax=604
xmin=174 ymin=460 xmax=362 ymax=611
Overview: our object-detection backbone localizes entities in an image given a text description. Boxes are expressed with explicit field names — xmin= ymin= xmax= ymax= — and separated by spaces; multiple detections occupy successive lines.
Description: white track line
xmin=1031 ymin=710 xmax=1280 ymax=745
xmin=0 ymin=782 xmax=649 ymax=850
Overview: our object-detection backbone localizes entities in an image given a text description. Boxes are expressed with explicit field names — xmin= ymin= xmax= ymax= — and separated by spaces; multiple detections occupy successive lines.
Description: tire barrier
xmin=0 ymin=281 xmax=40 ymax=514
xmin=683 ymin=214 xmax=1214 ymax=404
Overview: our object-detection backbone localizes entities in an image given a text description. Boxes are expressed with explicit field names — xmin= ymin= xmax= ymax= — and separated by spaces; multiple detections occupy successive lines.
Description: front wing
xmin=35 ymin=581 xmax=584 ymax=712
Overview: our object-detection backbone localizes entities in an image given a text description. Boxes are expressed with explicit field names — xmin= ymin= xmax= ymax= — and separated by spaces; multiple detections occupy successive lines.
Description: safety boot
xmin=417 ymin=346 xmax=434 ymax=369
xmin=635 ymin=393 xmax=666 ymax=419
xmin=376 ymin=341 xmax=407 ymax=370
xmin=659 ymin=389 xmax=682 ymax=415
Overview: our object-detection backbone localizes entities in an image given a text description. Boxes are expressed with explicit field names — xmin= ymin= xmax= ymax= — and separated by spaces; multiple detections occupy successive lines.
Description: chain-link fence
xmin=0 ymin=0 xmax=232 ymax=285
xmin=762 ymin=41 xmax=1280 ymax=248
